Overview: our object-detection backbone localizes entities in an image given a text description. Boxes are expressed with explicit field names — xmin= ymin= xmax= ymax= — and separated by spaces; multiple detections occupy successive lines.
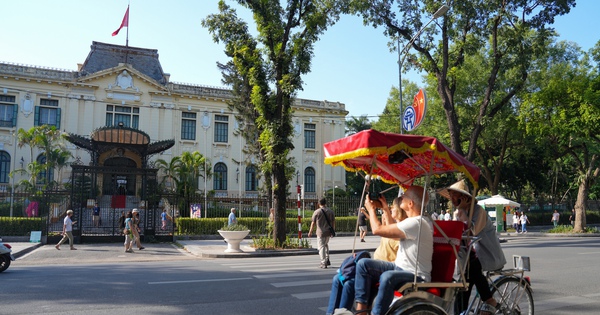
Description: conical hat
xmin=437 ymin=179 xmax=472 ymax=199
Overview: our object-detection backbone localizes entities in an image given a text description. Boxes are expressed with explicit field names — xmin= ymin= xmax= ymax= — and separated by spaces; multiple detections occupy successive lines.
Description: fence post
xmin=297 ymin=185 xmax=302 ymax=239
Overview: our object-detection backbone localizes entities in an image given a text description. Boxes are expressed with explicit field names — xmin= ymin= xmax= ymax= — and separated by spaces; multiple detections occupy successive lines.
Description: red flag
xmin=112 ymin=6 xmax=129 ymax=36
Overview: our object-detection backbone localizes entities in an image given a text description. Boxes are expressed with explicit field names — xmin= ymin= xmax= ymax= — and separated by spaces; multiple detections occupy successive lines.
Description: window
xmin=35 ymin=98 xmax=61 ymax=128
xmin=181 ymin=112 xmax=197 ymax=140
xmin=0 ymin=95 xmax=17 ymax=128
xmin=214 ymin=115 xmax=229 ymax=143
xmin=0 ymin=151 xmax=9 ymax=183
xmin=245 ymin=165 xmax=259 ymax=191
xmin=304 ymin=123 xmax=316 ymax=149
xmin=36 ymin=154 xmax=54 ymax=185
xmin=304 ymin=167 xmax=315 ymax=192
xmin=213 ymin=162 xmax=227 ymax=190
xmin=105 ymin=105 xmax=139 ymax=128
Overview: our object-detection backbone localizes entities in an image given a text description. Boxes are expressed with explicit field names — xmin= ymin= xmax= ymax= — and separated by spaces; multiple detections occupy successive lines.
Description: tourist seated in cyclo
xmin=438 ymin=180 xmax=506 ymax=315
xmin=326 ymin=196 xmax=408 ymax=315
xmin=353 ymin=186 xmax=434 ymax=315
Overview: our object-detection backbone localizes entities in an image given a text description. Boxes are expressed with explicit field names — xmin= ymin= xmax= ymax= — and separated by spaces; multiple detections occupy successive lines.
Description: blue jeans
xmin=521 ymin=222 xmax=527 ymax=232
xmin=326 ymin=275 xmax=354 ymax=315
xmin=354 ymin=259 xmax=420 ymax=315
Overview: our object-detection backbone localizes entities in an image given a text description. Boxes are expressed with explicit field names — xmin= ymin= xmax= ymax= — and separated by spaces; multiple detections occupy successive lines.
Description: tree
xmin=346 ymin=115 xmax=372 ymax=135
xmin=349 ymin=0 xmax=574 ymax=161
xmin=520 ymin=41 xmax=600 ymax=232
xmin=203 ymin=0 xmax=343 ymax=245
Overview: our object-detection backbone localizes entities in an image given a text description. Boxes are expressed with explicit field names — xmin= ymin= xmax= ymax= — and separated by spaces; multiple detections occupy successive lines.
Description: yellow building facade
xmin=0 ymin=41 xmax=347 ymax=198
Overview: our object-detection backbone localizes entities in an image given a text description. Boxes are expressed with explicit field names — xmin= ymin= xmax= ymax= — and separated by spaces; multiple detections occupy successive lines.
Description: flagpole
xmin=126 ymin=4 xmax=129 ymax=47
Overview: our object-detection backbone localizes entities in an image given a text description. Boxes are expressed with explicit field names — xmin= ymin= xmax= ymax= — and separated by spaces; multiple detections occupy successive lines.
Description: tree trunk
xmin=272 ymin=162 xmax=288 ymax=245
xmin=573 ymin=178 xmax=588 ymax=233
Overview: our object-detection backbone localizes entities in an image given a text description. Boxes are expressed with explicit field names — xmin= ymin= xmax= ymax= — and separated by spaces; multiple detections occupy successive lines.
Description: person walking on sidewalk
xmin=123 ymin=211 xmax=134 ymax=253
xmin=92 ymin=202 xmax=100 ymax=228
xmin=308 ymin=198 xmax=335 ymax=269
xmin=520 ymin=212 xmax=530 ymax=233
xmin=228 ymin=208 xmax=238 ymax=226
xmin=551 ymin=209 xmax=560 ymax=228
xmin=131 ymin=208 xmax=145 ymax=250
xmin=56 ymin=210 xmax=77 ymax=250
xmin=358 ymin=207 xmax=368 ymax=242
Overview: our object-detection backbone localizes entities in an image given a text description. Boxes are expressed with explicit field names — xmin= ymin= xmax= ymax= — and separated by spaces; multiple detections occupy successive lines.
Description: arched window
xmin=37 ymin=154 xmax=54 ymax=184
xmin=245 ymin=165 xmax=258 ymax=191
xmin=0 ymin=151 xmax=9 ymax=183
xmin=304 ymin=167 xmax=315 ymax=192
xmin=213 ymin=162 xmax=227 ymax=191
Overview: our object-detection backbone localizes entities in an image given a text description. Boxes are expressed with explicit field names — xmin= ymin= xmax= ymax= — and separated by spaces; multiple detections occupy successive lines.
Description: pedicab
xmin=323 ymin=129 xmax=533 ymax=315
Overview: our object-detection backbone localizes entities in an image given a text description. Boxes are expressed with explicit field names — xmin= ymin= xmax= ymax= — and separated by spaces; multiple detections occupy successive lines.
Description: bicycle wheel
xmin=491 ymin=277 xmax=534 ymax=315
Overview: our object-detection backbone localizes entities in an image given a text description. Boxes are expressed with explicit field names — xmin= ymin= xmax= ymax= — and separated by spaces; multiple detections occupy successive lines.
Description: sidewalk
xmin=4 ymin=227 xmax=599 ymax=260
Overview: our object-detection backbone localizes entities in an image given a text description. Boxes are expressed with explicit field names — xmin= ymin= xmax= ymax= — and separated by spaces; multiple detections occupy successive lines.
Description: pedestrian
xmin=123 ymin=211 xmax=134 ymax=253
xmin=358 ymin=207 xmax=368 ymax=242
xmin=569 ymin=208 xmax=576 ymax=227
xmin=131 ymin=208 xmax=145 ymax=250
xmin=431 ymin=211 xmax=439 ymax=220
xmin=268 ymin=208 xmax=275 ymax=223
xmin=513 ymin=211 xmax=521 ymax=233
xmin=161 ymin=209 xmax=170 ymax=230
xmin=308 ymin=198 xmax=335 ymax=269
xmin=353 ymin=186 xmax=433 ymax=315
xmin=438 ymin=180 xmax=506 ymax=315
xmin=551 ymin=209 xmax=560 ymax=228
xmin=92 ymin=202 xmax=100 ymax=228
xmin=503 ymin=209 xmax=507 ymax=232
xmin=55 ymin=210 xmax=77 ymax=250
xmin=118 ymin=211 xmax=126 ymax=233
xmin=520 ymin=212 xmax=530 ymax=233
xmin=444 ymin=210 xmax=451 ymax=221
xmin=228 ymin=208 xmax=238 ymax=226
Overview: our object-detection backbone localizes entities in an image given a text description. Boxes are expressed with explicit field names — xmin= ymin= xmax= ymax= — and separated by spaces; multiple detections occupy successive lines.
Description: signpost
xmin=402 ymin=88 xmax=427 ymax=132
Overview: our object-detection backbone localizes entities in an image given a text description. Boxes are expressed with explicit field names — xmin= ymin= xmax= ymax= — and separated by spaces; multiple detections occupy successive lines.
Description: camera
xmin=368 ymin=192 xmax=381 ymax=200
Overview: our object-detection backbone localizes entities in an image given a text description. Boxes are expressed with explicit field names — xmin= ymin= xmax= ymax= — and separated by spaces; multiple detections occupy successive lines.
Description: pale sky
xmin=0 ymin=1 xmax=597 ymax=120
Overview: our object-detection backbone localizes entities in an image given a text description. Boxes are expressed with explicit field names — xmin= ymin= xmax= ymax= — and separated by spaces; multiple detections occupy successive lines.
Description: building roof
xmin=79 ymin=41 xmax=167 ymax=85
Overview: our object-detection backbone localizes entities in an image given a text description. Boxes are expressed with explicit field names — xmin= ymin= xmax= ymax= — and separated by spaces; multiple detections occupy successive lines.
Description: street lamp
xmin=333 ymin=185 xmax=338 ymax=210
xmin=398 ymin=4 xmax=449 ymax=134
xmin=201 ymin=111 xmax=211 ymax=218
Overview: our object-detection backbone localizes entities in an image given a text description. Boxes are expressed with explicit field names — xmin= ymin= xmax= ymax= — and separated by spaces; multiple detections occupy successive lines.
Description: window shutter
xmin=12 ymin=104 xmax=17 ymax=127
xmin=34 ymin=106 xmax=40 ymax=126
xmin=55 ymin=108 xmax=61 ymax=129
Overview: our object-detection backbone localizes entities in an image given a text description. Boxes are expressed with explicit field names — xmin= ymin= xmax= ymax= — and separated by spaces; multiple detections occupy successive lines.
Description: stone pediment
xmin=78 ymin=64 xmax=167 ymax=92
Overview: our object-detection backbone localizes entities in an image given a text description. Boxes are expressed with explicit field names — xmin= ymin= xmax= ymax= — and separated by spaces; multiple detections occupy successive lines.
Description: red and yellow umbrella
xmin=324 ymin=129 xmax=480 ymax=188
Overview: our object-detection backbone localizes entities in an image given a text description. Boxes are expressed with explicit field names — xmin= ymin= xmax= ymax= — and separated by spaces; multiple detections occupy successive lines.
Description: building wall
xmin=0 ymin=61 xmax=348 ymax=197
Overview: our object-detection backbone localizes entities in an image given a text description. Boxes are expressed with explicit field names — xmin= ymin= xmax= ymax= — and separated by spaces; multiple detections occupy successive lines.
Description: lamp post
xmin=333 ymin=185 xmax=338 ymax=211
xmin=9 ymin=129 xmax=16 ymax=217
xmin=398 ymin=4 xmax=449 ymax=134
xmin=201 ymin=111 xmax=211 ymax=218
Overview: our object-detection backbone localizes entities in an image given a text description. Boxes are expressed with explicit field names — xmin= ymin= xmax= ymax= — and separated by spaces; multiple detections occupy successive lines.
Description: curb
xmin=13 ymin=243 xmax=43 ymax=259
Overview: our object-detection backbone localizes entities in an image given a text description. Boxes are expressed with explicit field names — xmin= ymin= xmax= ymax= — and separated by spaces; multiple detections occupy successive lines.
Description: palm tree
xmin=155 ymin=157 xmax=181 ymax=192
xmin=345 ymin=115 xmax=372 ymax=136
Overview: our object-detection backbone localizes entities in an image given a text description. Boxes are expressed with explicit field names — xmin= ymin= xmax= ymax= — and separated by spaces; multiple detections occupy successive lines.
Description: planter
xmin=217 ymin=230 xmax=250 ymax=253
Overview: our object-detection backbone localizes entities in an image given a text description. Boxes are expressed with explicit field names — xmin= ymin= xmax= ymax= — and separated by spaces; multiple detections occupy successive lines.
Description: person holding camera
xmin=308 ymin=198 xmax=335 ymax=269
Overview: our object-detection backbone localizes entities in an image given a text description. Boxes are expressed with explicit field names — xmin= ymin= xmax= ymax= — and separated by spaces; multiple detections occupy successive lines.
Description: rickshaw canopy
xmin=323 ymin=129 xmax=480 ymax=188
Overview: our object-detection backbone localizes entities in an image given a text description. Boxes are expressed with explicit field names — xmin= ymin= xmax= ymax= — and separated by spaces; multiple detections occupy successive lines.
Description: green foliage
xmin=219 ymin=223 xmax=249 ymax=231
xmin=252 ymin=235 xmax=311 ymax=250
xmin=0 ymin=217 xmax=45 ymax=236
xmin=547 ymin=225 xmax=599 ymax=234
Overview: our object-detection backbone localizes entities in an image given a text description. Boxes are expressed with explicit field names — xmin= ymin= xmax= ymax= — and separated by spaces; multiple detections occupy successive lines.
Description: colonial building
xmin=0 ymin=41 xmax=347 ymax=200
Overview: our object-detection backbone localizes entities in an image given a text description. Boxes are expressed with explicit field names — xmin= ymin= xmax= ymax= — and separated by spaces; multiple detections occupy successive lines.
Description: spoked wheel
xmin=0 ymin=254 xmax=11 ymax=273
xmin=491 ymin=277 xmax=534 ymax=315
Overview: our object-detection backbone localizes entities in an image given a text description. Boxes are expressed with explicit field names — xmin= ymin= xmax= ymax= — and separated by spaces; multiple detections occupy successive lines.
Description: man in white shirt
xmin=353 ymin=186 xmax=433 ymax=315
xmin=444 ymin=210 xmax=451 ymax=221
xmin=55 ymin=209 xmax=77 ymax=250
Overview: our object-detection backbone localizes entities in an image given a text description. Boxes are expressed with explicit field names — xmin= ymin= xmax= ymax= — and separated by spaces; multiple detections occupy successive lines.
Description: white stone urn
xmin=217 ymin=230 xmax=250 ymax=253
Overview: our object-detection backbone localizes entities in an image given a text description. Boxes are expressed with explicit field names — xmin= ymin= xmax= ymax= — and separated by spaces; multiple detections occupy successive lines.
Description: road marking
xmin=254 ymin=271 xmax=334 ymax=279
xmin=148 ymin=277 xmax=252 ymax=285
xmin=271 ymin=279 xmax=332 ymax=287
xmin=578 ymin=251 xmax=600 ymax=255
xmin=292 ymin=290 xmax=330 ymax=300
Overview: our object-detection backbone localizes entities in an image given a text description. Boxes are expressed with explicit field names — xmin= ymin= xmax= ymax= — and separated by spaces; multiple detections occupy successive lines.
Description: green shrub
xmin=0 ymin=217 xmax=45 ymax=236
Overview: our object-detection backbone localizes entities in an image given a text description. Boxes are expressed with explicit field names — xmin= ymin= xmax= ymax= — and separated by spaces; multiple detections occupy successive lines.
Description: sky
xmin=0 ymin=1 xmax=598 ymax=121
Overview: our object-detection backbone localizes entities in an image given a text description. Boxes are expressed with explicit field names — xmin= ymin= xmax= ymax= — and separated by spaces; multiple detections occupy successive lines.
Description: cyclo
xmin=324 ymin=130 xmax=533 ymax=315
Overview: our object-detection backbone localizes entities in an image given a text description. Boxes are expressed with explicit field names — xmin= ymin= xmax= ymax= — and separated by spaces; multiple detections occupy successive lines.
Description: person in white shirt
xmin=520 ymin=213 xmax=530 ymax=233
xmin=353 ymin=186 xmax=433 ymax=315
xmin=55 ymin=210 xmax=77 ymax=250
xmin=551 ymin=210 xmax=560 ymax=228
xmin=444 ymin=210 xmax=451 ymax=221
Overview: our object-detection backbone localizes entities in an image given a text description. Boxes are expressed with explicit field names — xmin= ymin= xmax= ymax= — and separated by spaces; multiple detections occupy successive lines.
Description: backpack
xmin=337 ymin=250 xmax=371 ymax=284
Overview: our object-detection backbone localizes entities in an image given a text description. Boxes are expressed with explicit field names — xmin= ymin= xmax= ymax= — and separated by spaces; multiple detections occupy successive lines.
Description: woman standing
xmin=551 ymin=210 xmax=560 ymax=228
xmin=123 ymin=211 xmax=133 ymax=253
